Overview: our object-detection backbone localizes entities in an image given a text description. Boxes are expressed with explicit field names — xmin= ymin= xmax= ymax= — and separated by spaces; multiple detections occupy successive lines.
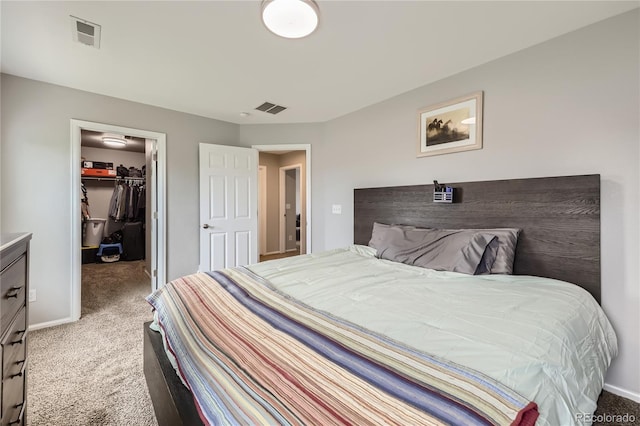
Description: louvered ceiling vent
xmin=255 ymin=102 xmax=288 ymax=115
xmin=70 ymin=16 xmax=101 ymax=49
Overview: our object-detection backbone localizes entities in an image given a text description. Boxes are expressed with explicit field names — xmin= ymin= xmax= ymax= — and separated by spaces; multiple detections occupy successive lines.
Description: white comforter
xmin=248 ymin=245 xmax=618 ymax=426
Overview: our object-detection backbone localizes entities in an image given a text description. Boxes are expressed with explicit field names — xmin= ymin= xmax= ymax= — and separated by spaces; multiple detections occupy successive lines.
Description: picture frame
xmin=417 ymin=91 xmax=483 ymax=157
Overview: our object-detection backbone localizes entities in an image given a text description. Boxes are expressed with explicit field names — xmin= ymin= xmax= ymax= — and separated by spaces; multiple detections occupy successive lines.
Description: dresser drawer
xmin=1 ymin=308 xmax=26 ymax=426
xmin=1 ymin=370 xmax=24 ymax=426
xmin=0 ymin=242 xmax=25 ymax=273
xmin=1 ymin=309 xmax=26 ymax=382
xmin=0 ymin=256 xmax=26 ymax=331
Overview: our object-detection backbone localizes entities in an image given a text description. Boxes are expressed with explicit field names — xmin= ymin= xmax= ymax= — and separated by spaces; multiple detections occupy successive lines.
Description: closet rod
xmin=116 ymin=176 xmax=145 ymax=181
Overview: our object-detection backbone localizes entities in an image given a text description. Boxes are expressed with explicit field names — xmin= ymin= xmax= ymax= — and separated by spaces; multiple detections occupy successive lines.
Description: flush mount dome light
xmin=102 ymin=134 xmax=127 ymax=147
xmin=261 ymin=0 xmax=319 ymax=39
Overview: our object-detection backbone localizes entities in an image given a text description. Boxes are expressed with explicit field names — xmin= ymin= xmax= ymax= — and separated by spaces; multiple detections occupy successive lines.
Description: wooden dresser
xmin=0 ymin=233 xmax=31 ymax=426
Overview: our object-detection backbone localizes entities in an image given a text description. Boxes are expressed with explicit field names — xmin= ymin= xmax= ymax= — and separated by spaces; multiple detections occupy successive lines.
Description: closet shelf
xmin=81 ymin=176 xmax=145 ymax=182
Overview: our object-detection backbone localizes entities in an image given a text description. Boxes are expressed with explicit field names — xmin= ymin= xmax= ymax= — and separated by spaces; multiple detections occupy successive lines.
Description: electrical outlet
xmin=29 ymin=289 xmax=36 ymax=302
xmin=288 ymin=235 xmax=293 ymax=241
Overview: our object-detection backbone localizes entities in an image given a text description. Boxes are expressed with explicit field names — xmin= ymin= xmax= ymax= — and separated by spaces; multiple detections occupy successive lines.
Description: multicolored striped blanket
xmin=147 ymin=267 xmax=539 ymax=426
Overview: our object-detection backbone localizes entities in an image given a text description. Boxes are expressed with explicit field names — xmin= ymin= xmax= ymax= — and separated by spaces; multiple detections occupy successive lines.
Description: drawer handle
xmin=10 ymin=333 xmax=26 ymax=346
xmin=6 ymin=286 xmax=23 ymax=299
xmin=8 ymin=401 xmax=25 ymax=425
xmin=9 ymin=361 xmax=26 ymax=379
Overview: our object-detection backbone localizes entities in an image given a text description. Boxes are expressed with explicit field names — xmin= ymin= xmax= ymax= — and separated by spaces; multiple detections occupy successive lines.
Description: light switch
xmin=286 ymin=203 xmax=291 ymax=209
xmin=332 ymin=204 xmax=342 ymax=214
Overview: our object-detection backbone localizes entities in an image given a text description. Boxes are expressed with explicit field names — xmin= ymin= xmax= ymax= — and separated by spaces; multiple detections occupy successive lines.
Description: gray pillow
xmin=369 ymin=223 xmax=520 ymax=275
xmin=369 ymin=222 xmax=416 ymax=250
xmin=475 ymin=236 xmax=500 ymax=275
xmin=434 ymin=227 xmax=520 ymax=274
xmin=467 ymin=228 xmax=520 ymax=275
xmin=370 ymin=223 xmax=498 ymax=275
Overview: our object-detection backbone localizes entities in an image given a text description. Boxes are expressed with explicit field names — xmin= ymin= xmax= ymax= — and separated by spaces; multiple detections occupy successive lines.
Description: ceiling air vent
xmin=70 ymin=16 xmax=101 ymax=49
xmin=255 ymin=102 xmax=287 ymax=115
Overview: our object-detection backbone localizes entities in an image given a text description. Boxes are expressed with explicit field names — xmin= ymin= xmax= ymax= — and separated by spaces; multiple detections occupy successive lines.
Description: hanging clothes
xmin=127 ymin=183 xmax=137 ymax=220
xmin=108 ymin=179 xmax=145 ymax=222
xmin=81 ymin=182 xmax=91 ymax=221
xmin=108 ymin=183 xmax=126 ymax=221
xmin=135 ymin=186 xmax=146 ymax=221
xmin=100 ymin=177 xmax=147 ymax=261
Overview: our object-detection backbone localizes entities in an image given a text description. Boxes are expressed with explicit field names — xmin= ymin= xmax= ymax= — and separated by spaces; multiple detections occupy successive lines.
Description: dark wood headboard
xmin=354 ymin=174 xmax=600 ymax=302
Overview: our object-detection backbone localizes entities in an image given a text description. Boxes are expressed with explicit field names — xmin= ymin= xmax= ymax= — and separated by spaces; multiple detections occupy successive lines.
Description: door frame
xmin=279 ymin=164 xmax=302 ymax=253
xmin=258 ymin=165 xmax=268 ymax=256
xmin=252 ymin=144 xmax=311 ymax=254
xmin=70 ymin=119 xmax=167 ymax=321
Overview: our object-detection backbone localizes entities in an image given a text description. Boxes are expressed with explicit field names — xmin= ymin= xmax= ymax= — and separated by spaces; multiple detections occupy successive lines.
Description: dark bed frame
xmin=144 ymin=322 xmax=205 ymax=426
xmin=144 ymin=174 xmax=601 ymax=425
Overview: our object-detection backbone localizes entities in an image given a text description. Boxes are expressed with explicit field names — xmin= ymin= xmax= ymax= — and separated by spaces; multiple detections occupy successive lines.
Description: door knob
xmin=202 ymin=224 xmax=212 ymax=229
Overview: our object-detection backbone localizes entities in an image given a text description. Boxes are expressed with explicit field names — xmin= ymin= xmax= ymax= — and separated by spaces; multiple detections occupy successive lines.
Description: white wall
xmin=1 ymin=74 xmax=238 ymax=326
xmin=240 ymin=11 xmax=640 ymax=399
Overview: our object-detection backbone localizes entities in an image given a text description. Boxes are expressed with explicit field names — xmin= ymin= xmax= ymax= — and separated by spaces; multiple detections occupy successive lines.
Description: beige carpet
xmin=27 ymin=260 xmax=157 ymax=426
xmin=594 ymin=390 xmax=640 ymax=426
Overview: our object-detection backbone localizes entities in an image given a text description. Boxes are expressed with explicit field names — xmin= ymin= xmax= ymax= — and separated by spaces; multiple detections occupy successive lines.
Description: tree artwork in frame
xmin=417 ymin=91 xmax=483 ymax=157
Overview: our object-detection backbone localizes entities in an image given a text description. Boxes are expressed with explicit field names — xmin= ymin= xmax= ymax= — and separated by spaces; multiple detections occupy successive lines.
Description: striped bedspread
xmin=146 ymin=267 xmax=539 ymax=426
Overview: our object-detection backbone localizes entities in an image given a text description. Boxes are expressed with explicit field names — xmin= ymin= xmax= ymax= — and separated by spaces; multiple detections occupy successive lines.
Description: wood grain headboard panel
xmin=354 ymin=174 xmax=600 ymax=302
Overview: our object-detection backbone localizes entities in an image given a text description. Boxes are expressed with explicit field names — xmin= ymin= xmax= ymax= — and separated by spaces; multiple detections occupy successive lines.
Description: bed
xmin=143 ymin=174 xmax=617 ymax=426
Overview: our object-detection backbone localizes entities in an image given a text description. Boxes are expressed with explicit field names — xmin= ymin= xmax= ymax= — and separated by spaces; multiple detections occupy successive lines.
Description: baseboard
xmin=604 ymin=383 xmax=640 ymax=403
xmin=261 ymin=251 xmax=281 ymax=256
xmin=285 ymin=248 xmax=298 ymax=253
xmin=29 ymin=316 xmax=76 ymax=331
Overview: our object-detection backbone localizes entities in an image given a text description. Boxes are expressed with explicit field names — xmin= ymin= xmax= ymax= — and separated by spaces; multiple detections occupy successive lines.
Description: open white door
xmin=199 ymin=143 xmax=258 ymax=271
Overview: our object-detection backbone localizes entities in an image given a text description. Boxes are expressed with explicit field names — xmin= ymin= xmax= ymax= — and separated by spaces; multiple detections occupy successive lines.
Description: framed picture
xmin=417 ymin=91 xmax=483 ymax=157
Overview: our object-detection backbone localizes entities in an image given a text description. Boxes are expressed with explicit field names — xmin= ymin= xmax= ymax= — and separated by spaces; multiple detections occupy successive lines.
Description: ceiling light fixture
xmin=261 ymin=0 xmax=319 ymax=39
xmin=102 ymin=135 xmax=127 ymax=147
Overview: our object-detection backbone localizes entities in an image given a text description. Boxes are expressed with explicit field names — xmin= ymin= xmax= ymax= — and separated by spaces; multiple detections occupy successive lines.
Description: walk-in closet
xmin=80 ymin=130 xmax=151 ymax=311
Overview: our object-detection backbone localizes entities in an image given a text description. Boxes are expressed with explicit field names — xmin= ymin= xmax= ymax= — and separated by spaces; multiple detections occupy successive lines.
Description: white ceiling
xmin=2 ymin=1 xmax=637 ymax=124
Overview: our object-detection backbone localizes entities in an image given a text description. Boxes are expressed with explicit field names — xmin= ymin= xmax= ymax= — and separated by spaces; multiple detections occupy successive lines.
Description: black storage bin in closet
xmin=122 ymin=222 xmax=145 ymax=261
xmin=81 ymin=247 xmax=99 ymax=264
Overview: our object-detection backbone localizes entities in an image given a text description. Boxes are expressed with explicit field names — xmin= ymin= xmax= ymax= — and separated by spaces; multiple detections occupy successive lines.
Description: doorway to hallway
xmin=254 ymin=144 xmax=310 ymax=262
